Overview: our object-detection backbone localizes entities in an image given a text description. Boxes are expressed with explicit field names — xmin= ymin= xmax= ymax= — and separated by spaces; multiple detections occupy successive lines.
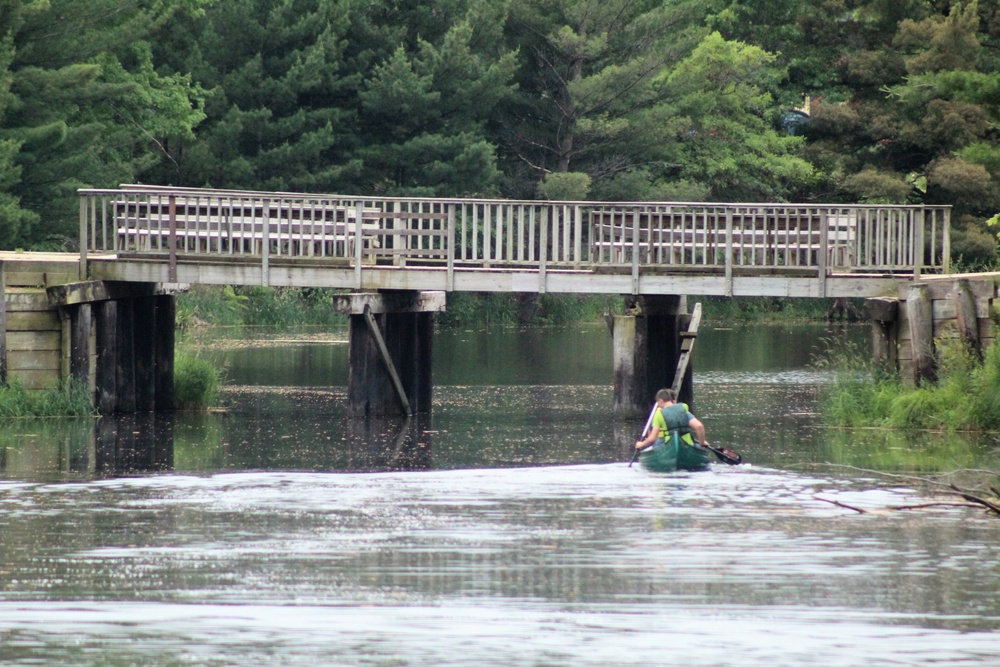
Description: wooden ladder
xmin=670 ymin=302 xmax=702 ymax=395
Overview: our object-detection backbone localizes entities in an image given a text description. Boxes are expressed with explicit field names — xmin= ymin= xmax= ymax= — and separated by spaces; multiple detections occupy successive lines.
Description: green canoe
xmin=639 ymin=435 xmax=712 ymax=473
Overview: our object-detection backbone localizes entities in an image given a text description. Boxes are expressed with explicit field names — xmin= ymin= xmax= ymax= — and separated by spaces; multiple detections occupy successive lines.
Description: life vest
xmin=660 ymin=403 xmax=694 ymax=444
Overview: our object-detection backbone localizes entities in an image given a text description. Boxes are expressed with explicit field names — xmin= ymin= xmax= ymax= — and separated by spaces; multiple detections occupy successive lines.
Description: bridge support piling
xmin=612 ymin=295 xmax=693 ymax=419
xmin=47 ymin=281 xmax=181 ymax=413
xmin=335 ymin=291 xmax=444 ymax=417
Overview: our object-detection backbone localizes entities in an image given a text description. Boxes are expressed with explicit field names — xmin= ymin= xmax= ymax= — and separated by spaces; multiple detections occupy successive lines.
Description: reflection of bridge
xmin=78 ymin=185 xmax=950 ymax=298
xmin=0 ymin=185 xmax=982 ymax=421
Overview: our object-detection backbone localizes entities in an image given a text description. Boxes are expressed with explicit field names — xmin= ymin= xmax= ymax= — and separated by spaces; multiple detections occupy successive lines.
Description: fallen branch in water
xmin=793 ymin=463 xmax=1000 ymax=518
xmin=890 ymin=502 xmax=982 ymax=511
xmin=814 ymin=495 xmax=867 ymax=514
xmin=950 ymin=485 xmax=1000 ymax=516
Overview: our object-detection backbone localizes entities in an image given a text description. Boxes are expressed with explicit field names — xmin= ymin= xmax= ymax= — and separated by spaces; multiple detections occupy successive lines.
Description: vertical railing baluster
xmin=447 ymin=203 xmax=455 ymax=290
xmin=562 ymin=204 xmax=571 ymax=263
xmin=529 ymin=206 xmax=536 ymax=263
xmin=539 ymin=205 xmax=548 ymax=293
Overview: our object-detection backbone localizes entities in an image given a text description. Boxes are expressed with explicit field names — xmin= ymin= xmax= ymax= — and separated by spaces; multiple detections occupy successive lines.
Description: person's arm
xmin=688 ymin=416 xmax=707 ymax=446
xmin=635 ymin=424 xmax=661 ymax=450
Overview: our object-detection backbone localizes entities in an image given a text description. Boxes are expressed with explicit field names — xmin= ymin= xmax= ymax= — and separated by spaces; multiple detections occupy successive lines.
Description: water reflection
xmin=3 ymin=324 xmax=1000 ymax=666
xmin=0 ymin=322 xmax=997 ymax=477
xmin=0 ymin=411 xmax=439 ymax=477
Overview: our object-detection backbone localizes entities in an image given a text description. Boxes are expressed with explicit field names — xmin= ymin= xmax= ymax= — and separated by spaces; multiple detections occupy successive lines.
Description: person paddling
xmin=634 ymin=388 xmax=708 ymax=453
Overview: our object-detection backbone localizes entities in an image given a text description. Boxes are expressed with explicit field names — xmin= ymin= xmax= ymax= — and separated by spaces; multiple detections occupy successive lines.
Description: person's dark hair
xmin=655 ymin=388 xmax=676 ymax=403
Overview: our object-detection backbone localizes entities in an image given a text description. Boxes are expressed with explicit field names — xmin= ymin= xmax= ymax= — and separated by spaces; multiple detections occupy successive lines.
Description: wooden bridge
xmin=77 ymin=185 xmax=951 ymax=298
xmin=0 ymin=185 xmax=969 ymax=419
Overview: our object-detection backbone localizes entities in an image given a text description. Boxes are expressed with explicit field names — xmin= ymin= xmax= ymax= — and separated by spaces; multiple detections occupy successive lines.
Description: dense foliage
xmin=3 ymin=0 xmax=1000 ymax=266
xmin=822 ymin=334 xmax=1000 ymax=432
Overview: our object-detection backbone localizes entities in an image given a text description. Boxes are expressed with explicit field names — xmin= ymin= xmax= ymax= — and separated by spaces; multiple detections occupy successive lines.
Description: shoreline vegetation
xmin=174 ymin=285 xmax=847 ymax=329
xmin=821 ymin=335 xmax=1000 ymax=434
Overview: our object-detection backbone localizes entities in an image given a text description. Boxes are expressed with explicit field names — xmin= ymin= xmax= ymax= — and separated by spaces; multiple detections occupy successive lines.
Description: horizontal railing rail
xmin=78 ymin=186 xmax=951 ymax=289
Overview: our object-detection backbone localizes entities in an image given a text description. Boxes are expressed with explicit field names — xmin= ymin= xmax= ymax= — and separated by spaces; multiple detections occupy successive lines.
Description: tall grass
xmin=0 ymin=379 xmax=94 ymax=419
xmin=702 ymin=296 xmax=849 ymax=322
xmin=177 ymin=285 xmax=348 ymax=328
xmin=174 ymin=353 xmax=222 ymax=410
xmin=821 ymin=335 xmax=1000 ymax=432
xmin=176 ymin=285 xmax=844 ymax=330
xmin=437 ymin=293 xmax=623 ymax=328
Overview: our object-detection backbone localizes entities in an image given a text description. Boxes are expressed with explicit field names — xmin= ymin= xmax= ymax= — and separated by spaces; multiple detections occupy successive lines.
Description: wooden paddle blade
xmin=709 ymin=446 xmax=742 ymax=465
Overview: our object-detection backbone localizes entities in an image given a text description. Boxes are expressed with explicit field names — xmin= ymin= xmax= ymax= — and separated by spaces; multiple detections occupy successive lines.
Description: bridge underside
xmin=88 ymin=254 xmax=907 ymax=299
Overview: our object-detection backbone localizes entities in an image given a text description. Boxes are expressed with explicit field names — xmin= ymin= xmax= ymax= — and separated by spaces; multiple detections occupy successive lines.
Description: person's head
xmin=655 ymin=388 xmax=676 ymax=405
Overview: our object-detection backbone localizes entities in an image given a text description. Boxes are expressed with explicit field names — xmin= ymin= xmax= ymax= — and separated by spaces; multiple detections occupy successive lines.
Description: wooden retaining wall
xmin=866 ymin=275 xmax=998 ymax=384
xmin=0 ymin=257 xmax=87 ymax=390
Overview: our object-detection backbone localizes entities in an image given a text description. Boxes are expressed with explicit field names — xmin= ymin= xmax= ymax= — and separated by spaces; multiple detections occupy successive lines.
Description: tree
xmin=150 ymin=0 xmax=516 ymax=197
xmin=354 ymin=2 xmax=518 ymax=196
xmin=498 ymin=0 xmax=707 ymax=197
xmin=650 ymin=32 xmax=814 ymax=201
xmin=0 ymin=0 xmax=207 ymax=249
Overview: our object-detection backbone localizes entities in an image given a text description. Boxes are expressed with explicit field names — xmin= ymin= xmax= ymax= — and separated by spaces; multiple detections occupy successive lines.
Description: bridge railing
xmin=78 ymin=186 xmax=951 ymax=284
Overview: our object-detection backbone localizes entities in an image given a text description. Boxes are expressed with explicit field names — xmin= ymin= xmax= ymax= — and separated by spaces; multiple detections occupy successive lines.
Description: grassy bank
xmin=0 ymin=380 xmax=94 ymax=419
xmin=0 ymin=352 xmax=222 ymax=418
xmin=822 ymin=337 xmax=1000 ymax=432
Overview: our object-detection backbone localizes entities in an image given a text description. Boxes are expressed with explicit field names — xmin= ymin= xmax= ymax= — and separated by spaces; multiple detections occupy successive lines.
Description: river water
xmin=1 ymin=323 xmax=999 ymax=666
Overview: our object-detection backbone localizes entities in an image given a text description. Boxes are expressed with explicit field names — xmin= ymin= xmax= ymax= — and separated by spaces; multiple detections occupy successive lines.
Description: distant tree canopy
xmin=0 ymin=0 xmax=999 ymax=267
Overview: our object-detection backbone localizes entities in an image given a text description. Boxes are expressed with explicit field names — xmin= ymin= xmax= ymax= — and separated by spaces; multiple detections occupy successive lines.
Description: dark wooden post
xmin=133 ymin=296 xmax=157 ymax=411
xmin=906 ymin=284 xmax=935 ymax=385
xmin=862 ymin=297 xmax=898 ymax=370
xmin=954 ymin=279 xmax=981 ymax=357
xmin=412 ymin=311 xmax=433 ymax=413
xmin=348 ymin=312 xmax=393 ymax=416
xmin=95 ymin=300 xmax=118 ymax=414
xmin=116 ymin=298 xmax=137 ymax=413
xmin=69 ymin=303 xmax=92 ymax=387
xmin=154 ymin=295 xmax=176 ymax=410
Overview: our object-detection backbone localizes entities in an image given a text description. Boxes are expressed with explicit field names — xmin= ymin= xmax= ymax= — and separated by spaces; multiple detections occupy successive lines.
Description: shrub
xmin=0 ymin=378 xmax=94 ymax=419
xmin=174 ymin=354 xmax=221 ymax=410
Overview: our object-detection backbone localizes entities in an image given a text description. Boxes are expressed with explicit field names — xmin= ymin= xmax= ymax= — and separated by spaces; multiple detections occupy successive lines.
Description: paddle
xmin=628 ymin=404 xmax=659 ymax=467
xmin=703 ymin=443 xmax=742 ymax=465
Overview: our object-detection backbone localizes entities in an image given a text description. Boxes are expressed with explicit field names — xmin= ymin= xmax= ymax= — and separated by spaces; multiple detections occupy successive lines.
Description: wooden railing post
xmin=354 ymin=201 xmax=364 ymax=289
xmin=261 ymin=197 xmax=270 ymax=286
xmin=942 ymin=208 xmax=951 ymax=274
xmin=631 ymin=208 xmax=640 ymax=294
xmin=725 ymin=209 xmax=733 ymax=297
xmin=539 ymin=206 xmax=548 ymax=294
xmin=573 ymin=204 xmax=582 ymax=268
xmin=818 ymin=208 xmax=828 ymax=298
xmin=168 ymin=195 xmax=177 ymax=283
xmin=79 ymin=195 xmax=88 ymax=280
xmin=447 ymin=204 xmax=456 ymax=292
xmin=913 ymin=208 xmax=925 ymax=280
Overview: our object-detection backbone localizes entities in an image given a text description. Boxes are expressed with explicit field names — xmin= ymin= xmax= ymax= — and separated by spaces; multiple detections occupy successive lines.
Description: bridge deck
xmin=76 ymin=185 xmax=951 ymax=298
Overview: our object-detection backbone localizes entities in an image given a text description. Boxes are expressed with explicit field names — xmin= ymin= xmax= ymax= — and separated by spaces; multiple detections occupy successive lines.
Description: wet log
xmin=133 ymin=296 xmax=157 ymax=412
xmin=954 ymin=279 xmax=981 ymax=356
xmin=95 ymin=300 xmax=118 ymax=414
xmin=116 ymin=298 xmax=136 ymax=413
xmin=906 ymin=284 xmax=935 ymax=385
xmin=154 ymin=295 xmax=175 ymax=411
xmin=69 ymin=303 xmax=91 ymax=385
